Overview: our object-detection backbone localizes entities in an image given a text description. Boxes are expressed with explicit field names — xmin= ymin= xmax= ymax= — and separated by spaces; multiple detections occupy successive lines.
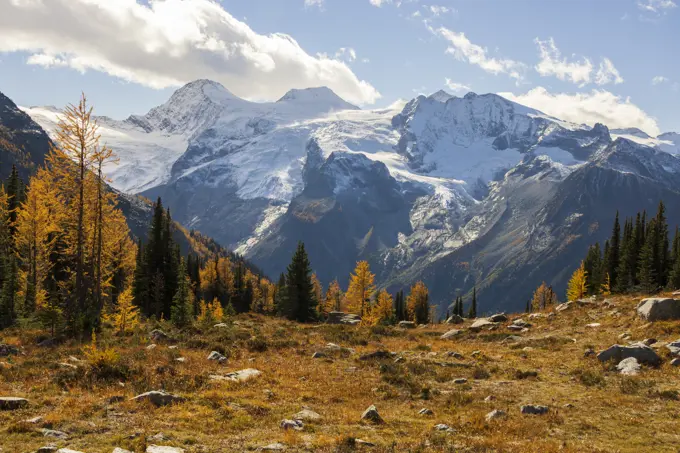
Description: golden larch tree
xmin=322 ymin=279 xmax=343 ymax=315
xmin=345 ymin=261 xmax=375 ymax=316
xmin=107 ymin=287 xmax=139 ymax=334
xmin=531 ymin=282 xmax=558 ymax=311
xmin=566 ymin=261 xmax=588 ymax=301
xmin=364 ymin=289 xmax=394 ymax=326
xmin=407 ymin=281 xmax=430 ymax=324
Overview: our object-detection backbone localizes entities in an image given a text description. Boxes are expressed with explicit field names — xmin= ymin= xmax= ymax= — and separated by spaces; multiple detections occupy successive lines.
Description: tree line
xmin=565 ymin=200 xmax=680 ymax=301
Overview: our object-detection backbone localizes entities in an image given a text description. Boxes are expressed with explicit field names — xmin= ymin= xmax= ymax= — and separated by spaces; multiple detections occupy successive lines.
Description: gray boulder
xmin=207 ymin=351 xmax=227 ymax=363
xmin=36 ymin=446 xmax=57 ymax=453
xmin=520 ymin=405 xmax=549 ymax=415
xmin=445 ymin=315 xmax=464 ymax=324
xmin=670 ymin=358 xmax=680 ymax=367
xmin=485 ymin=409 xmax=507 ymax=421
xmin=146 ymin=447 xmax=184 ymax=453
xmin=279 ymin=419 xmax=304 ymax=431
xmin=257 ymin=443 xmax=287 ymax=451
xmin=398 ymin=321 xmax=416 ymax=329
xmin=360 ymin=405 xmax=384 ymax=424
xmin=440 ymin=329 xmax=462 ymax=339
xmin=469 ymin=319 xmax=496 ymax=332
xmin=0 ymin=344 xmax=19 ymax=357
xmin=433 ymin=424 xmax=455 ymax=433
xmin=488 ymin=314 xmax=508 ymax=323
xmin=42 ymin=429 xmax=68 ymax=439
xmin=149 ymin=330 xmax=169 ymax=342
xmin=666 ymin=339 xmax=680 ymax=356
xmin=616 ymin=357 xmax=641 ymax=375
xmin=293 ymin=408 xmax=321 ymax=422
xmin=132 ymin=391 xmax=185 ymax=407
xmin=210 ymin=368 xmax=262 ymax=383
xmin=327 ymin=312 xmax=361 ymax=325
xmin=418 ymin=408 xmax=433 ymax=416
xmin=113 ymin=449 xmax=133 ymax=453
xmin=0 ymin=396 xmax=28 ymax=410
xmin=597 ymin=343 xmax=661 ymax=366
xmin=637 ymin=298 xmax=680 ymax=321
xmin=57 ymin=449 xmax=85 ymax=453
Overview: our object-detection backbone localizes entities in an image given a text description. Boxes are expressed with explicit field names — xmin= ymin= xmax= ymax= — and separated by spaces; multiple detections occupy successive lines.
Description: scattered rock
xmin=393 ymin=356 xmax=405 ymax=364
xmin=617 ymin=357 xmax=641 ymax=376
xmin=327 ymin=312 xmax=361 ymax=325
xmin=637 ymin=298 xmax=680 ymax=321
xmin=0 ymin=397 xmax=28 ymax=410
xmin=360 ymin=405 xmax=384 ymax=424
xmin=433 ymin=424 xmax=455 ymax=433
xmin=132 ymin=391 xmax=185 ymax=407
xmin=207 ymin=351 xmax=227 ymax=363
xmin=469 ymin=319 xmax=496 ymax=332
xmin=507 ymin=325 xmax=524 ymax=331
xmin=418 ymin=408 xmax=434 ymax=416
xmin=0 ymin=344 xmax=19 ymax=357
xmin=359 ymin=351 xmax=393 ymax=360
xmin=485 ymin=409 xmax=507 ymax=421
xmin=642 ymin=338 xmax=657 ymax=346
xmin=555 ymin=302 xmax=572 ymax=312
xmin=489 ymin=313 xmax=508 ymax=323
xmin=484 ymin=395 xmax=496 ymax=403
xmin=440 ymin=329 xmax=462 ymax=339
xmin=213 ymin=323 xmax=228 ymax=328
xmin=57 ymin=449 xmax=85 ymax=453
xmin=42 ymin=428 xmax=68 ymax=439
xmin=585 ymin=323 xmax=601 ymax=328
xmin=520 ymin=405 xmax=549 ymax=415
xmin=210 ymin=368 xmax=262 ymax=383
xmin=597 ymin=343 xmax=661 ymax=366
xmin=148 ymin=433 xmax=168 ymax=442
xmin=666 ymin=339 xmax=680 ymax=356
xmin=512 ymin=319 xmax=531 ymax=328
xmin=146 ymin=344 xmax=157 ymax=350
xmin=149 ymin=330 xmax=169 ymax=342
xmin=618 ymin=332 xmax=631 ymax=341
xmin=146 ymin=447 xmax=184 ymax=453
xmin=528 ymin=313 xmax=545 ymax=319
xmin=398 ymin=321 xmax=416 ymax=329
xmin=471 ymin=350 xmax=482 ymax=357
xmin=453 ymin=378 xmax=468 ymax=384
xmin=174 ymin=357 xmax=186 ymax=363
xmin=257 ymin=443 xmax=287 ymax=451
xmin=584 ymin=348 xmax=596 ymax=358
xmin=36 ymin=446 xmax=57 ymax=453
xmin=563 ymin=403 xmax=575 ymax=409
xmin=355 ymin=439 xmax=376 ymax=447
xmin=446 ymin=351 xmax=464 ymax=359
xmin=293 ymin=408 xmax=321 ymax=422
xmin=24 ymin=416 xmax=43 ymax=424
xmin=670 ymin=358 xmax=680 ymax=367
xmin=279 ymin=419 xmax=304 ymax=431
xmin=112 ymin=448 xmax=133 ymax=453
xmin=515 ymin=370 xmax=538 ymax=380
xmin=106 ymin=395 xmax=125 ymax=404
xmin=445 ymin=315 xmax=464 ymax=324
xmin=311 ymin=352 xmax=326 ymax=359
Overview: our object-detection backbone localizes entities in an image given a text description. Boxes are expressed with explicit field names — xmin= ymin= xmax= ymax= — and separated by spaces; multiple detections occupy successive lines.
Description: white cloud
xmin=436 ymin=27 xmax=526 ymax=82
xmin=498 ymin=87 xmax=660 ymax=136
xmin=534 ymin=38 xmax=592 ymax=86
xmin=334 ymin=47 xmax=357 ymax=62
xmin=444 ymin=78 xmax=470 ymax=92
xmin=652 ymin=75 xmax=669 ymax=85
xmin=427 ymin=5 xmax=451 ymax=16
xmin=637 ymin=0 xmax=677 ymax=13
xmin=304 ymin=0 xmax=324 ymax=7
xmin=0 ymin=0 xmax=381 ymax=106
xmin=595 ymin=58 xmax=624 ymax=85
xmin=534 ymin=38 xmax=623 ymax=86
xmin=370 ymin=0 xmax=391 ymax=6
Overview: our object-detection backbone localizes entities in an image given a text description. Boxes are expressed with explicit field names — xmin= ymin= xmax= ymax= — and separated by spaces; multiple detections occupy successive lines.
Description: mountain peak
xmin=277 ymin=87 xmax=358 ymax=110
xmin=428 ymin=90 xmax=454 ymax=103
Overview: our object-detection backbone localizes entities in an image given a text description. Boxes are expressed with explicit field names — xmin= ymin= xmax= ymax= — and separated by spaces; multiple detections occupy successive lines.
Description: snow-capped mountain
xmin=22 ymin=80 xmax=680 ymax=312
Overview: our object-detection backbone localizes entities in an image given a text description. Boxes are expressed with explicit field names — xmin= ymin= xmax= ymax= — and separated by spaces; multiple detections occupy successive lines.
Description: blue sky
xmin=0 ymin=0 xmax=678 ymax=134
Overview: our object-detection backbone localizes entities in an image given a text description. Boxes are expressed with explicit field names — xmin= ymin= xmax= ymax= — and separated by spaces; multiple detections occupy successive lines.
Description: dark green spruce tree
xmin=467 ymin=287 xmax=477 ymax=319
xmin=608 ymin=211 xmax=621 ymax=289
xmin=280 ymin=242 xmax=317 ymax=322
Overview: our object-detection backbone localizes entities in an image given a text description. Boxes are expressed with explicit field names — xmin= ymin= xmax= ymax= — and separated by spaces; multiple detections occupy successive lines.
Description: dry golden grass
xmin=1 ymin=293 xmax=680 ymax=452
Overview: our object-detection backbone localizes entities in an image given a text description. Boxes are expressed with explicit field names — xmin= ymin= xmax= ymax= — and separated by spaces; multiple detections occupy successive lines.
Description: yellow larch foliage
xmin=363 ymin=289 xmax=394 ymax=326
xmin=407 ymin=281 xmax=430 ymax=324
xmin=345 ymin=261 xmax=375 ymax=316
xmin=531 ymin=282 xmax=558 ymax=311
xmin=322 ymin=279 xmax=343 ymax=315
xmin=566 ymin=261 xmax=588 ymax=301
xmin=311 ymin=273 xmax=324 ymax=307
xmin=107 ymin=287 xmax=139 ymax=334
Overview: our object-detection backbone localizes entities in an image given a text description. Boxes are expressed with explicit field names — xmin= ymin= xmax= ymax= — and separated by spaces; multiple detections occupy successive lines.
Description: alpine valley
xmin=15 ymin=80 xmax=680 ymax=313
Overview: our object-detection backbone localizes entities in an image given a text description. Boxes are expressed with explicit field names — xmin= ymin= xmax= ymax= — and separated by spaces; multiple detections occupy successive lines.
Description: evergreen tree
xmin=171 ymin=259 xmax=193 ymax=327
xmin=406 ymin=281 xmax=430 ymax=324
xmin=615 ymin=219 xmax=635 ymax=292
xmin=274 ymin=272 xmax=287 ymax=314
xmin=638 ymin=219 xmax=658 ymax=294
xmin=584 ymin=243 xmax=603 ymax=295
xmin=280 ymin=242 xmax=316 ymax=322
xmin=467 ymin=287 xmax=477 ymax=319
xmin=608 ymin=212 xmax=621 ymax=288
xmin=654 ymin=201 xmax=670 ymax=287
xmin=567 ymin=261 xmax=588 ymax=301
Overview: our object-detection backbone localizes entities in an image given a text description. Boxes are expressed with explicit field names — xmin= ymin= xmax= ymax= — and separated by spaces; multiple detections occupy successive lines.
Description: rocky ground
xmin=1 ymin=294 xmax=680 ymax=452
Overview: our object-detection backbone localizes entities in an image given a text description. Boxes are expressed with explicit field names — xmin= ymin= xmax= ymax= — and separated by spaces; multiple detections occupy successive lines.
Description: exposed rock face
xmin=597 ymin=343 xmax=661 ymax=366
xmin=209 ymin=368 xmax=262 ymax=383
xmin=293 ymin=408 xmax=321 ymax=422
xmin=489 ymin=314 xmax=508 ymax=323
xmin=637 ymin=298 xmax=680 ymax=321
xmin=469 ymin=319 xmax=496 ymax=332
xmin=132 ymin=391 xmax=185 ymax=407
xmin=0 ymin=397 xmax=28 ymax=410
xmin=441 ymin=329 xmax=462 ymax=339
xmin=486 ymin=409 xmax=507 ymax=421
xmin=207 ymin=351 xmax=227 ymax=363
xmin=360 ymin=405 xmax=384 ymax=424
xmin=279 ymin=419 xmax=304 ymax=431
xmin=445 ymin=315 xmax=464 ymax=324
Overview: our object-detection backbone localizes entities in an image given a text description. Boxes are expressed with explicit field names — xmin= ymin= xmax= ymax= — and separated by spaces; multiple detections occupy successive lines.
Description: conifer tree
xmin=654 ymin=201 xmax=670 ymax=287
xmin=364 ymin=289 xmax=394 ymax=326
xmin=346 ymin=261 xmax=376 ymax=316
xmin=280 ymin=242 xmax=316 ymax=322
xmin=171 ymin=259 xmax=193 ymax=328
xmin=323 ymin=279 xmax=342 ymax=315
xmin=567 ymin=261 xmax=588 ymax=301
xmin=584 ymin=243 xmax=603 ymax=295
xmin=608 ymin=212 xmax=621 ymax=289
xmin=468 ymin=287 xmax=478 ymax=319
xmin=107 ymin=287 xmax=139 ymax=335
xmin=406 ymin=281 xmax=430 ymax=324
xmin=638 ymin=219 xmax=658 ymax=294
